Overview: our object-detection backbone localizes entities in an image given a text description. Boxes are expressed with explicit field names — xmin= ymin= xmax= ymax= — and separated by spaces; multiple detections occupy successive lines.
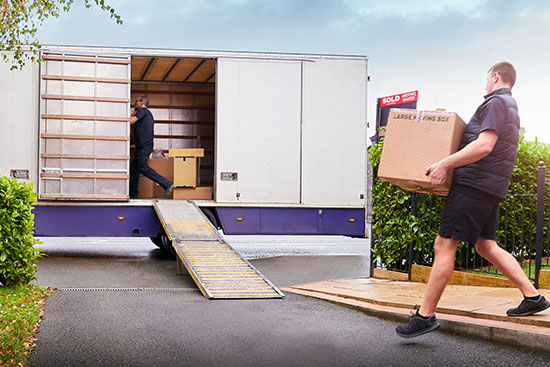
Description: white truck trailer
xmin=1 ymin=45 xmax=368 ymax=239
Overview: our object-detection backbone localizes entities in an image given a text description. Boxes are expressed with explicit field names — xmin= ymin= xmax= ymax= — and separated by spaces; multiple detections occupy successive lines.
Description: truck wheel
xmin=150 ymin=231 xmax=164 ymax=249
xmin=160 ymin=232 xmax=177 ymax=258
xmin=201 ymin=208 xmax=220 ymax=229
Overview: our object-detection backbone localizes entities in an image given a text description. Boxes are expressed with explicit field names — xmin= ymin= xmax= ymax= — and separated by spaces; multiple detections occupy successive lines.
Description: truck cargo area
xmin=131 ymin=56 xmax=216 ymax=199
xmin=39 ymin=52 xmax=216 ymax=200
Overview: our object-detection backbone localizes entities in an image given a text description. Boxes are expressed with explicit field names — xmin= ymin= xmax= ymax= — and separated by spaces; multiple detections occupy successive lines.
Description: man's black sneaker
xmin=396 ymin=310 xmax=440 ymax=338
xmin=506 ymin=295 xmax=550 ymax=317
xmin=164 ymin=184 xmax=174 ymax=198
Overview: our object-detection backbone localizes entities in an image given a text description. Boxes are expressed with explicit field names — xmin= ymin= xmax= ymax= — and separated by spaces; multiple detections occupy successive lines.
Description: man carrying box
xmin=396 ymin=62 xmax=549 ymax=338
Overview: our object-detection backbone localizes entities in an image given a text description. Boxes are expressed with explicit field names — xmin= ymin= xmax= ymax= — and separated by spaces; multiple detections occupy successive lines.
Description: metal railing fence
xmin=372 ymin=162 xmax=549 ymax=288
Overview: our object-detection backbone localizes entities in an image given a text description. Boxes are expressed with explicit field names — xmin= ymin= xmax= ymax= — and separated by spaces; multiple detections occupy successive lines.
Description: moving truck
xmin=1 ymin=45 xmax=369 ymax=244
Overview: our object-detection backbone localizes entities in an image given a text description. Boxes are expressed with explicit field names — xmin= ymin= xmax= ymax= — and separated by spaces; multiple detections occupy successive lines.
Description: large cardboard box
xmin=377 ymin=109 xmax=466 ymax=196
xmin=169 ymin=148 xmax=205 ymax=188
xmin=137 ymin=158 xmax=174 ymax=199
xmin=137 ymin=177 xmax=155 ymax=199
xmin=173 ymin=187 xmax=213 ymax=200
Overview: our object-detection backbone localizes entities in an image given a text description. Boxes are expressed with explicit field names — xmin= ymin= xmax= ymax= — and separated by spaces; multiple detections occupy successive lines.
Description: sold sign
xmin=380 ymin=90 xmax=418 ymax=107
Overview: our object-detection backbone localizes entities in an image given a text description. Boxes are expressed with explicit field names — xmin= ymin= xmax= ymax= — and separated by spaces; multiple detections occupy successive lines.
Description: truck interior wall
xmin=130 ymin=57 xmax=215 ymax=190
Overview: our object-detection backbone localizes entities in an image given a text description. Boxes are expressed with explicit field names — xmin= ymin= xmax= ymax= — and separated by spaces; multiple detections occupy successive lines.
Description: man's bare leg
xmin=475 ymin=237 xmax=538 ymax=297
xmin=418 ymin=235 xmax=460 ymax=316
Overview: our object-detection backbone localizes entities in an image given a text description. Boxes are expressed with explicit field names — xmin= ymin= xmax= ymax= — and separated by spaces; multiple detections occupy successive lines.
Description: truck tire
xmin=160 ymin=231 xmax=177 ymax=258
xmin=149 ymin=231 xmax=164 ymax=249
xmin=150 ymin=229 xmax=176 ymax=258
xmin=201 ymin=207 xmax=220 ymax=229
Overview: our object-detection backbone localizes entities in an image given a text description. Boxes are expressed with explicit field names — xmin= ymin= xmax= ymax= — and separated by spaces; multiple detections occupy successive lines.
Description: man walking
xmin=396 ymin=62 xmax=549 ymax=338
xmin=129 ymin=96 xmax=173 ymax=199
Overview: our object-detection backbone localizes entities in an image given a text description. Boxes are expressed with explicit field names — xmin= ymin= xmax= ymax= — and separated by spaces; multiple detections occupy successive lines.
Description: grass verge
xmin=0 ymin=284 xmax=51 ymax=367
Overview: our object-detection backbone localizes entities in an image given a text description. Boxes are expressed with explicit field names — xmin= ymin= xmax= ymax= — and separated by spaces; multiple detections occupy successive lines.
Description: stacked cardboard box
xmin=173 ymin=187 xmax=213 ymax=200
xmin=137 ymin=158 xmax=173 ymax=199
xmin=137 ymin=156 xmax=213 ymax=200
xmin=377 ymin=109 xmax=466 ymax=196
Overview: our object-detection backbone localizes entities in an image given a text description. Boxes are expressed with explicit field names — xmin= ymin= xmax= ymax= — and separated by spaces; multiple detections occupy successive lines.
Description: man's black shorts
xmin=439 ymin=188 xmax=501 ymax=244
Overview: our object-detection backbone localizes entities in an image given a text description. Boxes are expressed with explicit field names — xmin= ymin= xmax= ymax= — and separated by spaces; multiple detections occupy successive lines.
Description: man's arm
xmin=130 ymin=110 xmax=139 ymax=125
xmin=426 ymin=130 xmax=498 ymax=186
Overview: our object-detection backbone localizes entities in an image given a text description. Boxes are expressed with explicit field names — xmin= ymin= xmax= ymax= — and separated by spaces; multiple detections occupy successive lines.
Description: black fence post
xmin=408 ymin=193 xmax=417 ymax=281
xmin=370 ymin=223 xmax=376 ymax=278
xmin=369 ymin=156 xmax=377 ymax=278
xmin=535 ymin=161 xmax=545 ymax=289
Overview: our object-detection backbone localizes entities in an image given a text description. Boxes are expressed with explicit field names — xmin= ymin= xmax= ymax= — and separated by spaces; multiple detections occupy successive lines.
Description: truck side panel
xmin=0 ymin=58 xmax=40 ymax=185
xmin=215 ymin=58 xmax=302 ymax=203
xmin=302 ymin=58 xmax=368 ymax=206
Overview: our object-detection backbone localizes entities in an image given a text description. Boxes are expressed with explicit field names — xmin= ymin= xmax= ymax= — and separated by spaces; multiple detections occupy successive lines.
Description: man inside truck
xmin=396 ymin=62 xmax=549 ymax=338
xmin=129 ymin=96 xmax=174 ymax=199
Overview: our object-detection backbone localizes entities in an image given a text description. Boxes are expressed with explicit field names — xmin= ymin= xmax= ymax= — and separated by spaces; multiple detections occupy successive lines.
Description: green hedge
xmin=0 ymin=177 xmax=43 ymax=286
xmin=370 ymin=136 xmax=550 ymax=269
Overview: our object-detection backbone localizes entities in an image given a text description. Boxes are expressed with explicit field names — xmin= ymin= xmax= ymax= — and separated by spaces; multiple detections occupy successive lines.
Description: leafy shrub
xmin=369 ymin=139 xmax=419 ymax=269
xmin=498 ymin=136 xmax=550 ymax=260
xmin=370 ymin=136 xmax=550 ymax=270
xmin=0 ymin=177 xmax=43 ymax=286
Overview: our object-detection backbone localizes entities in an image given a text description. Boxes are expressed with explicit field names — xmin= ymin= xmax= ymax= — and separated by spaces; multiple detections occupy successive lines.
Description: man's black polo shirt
xmin=134 ymin=107 xmax=155 ymax=148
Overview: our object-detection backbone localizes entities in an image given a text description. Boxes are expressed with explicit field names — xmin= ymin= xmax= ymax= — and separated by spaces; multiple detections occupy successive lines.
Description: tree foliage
xmin=0 ymin=0 xmax=122 ymax=69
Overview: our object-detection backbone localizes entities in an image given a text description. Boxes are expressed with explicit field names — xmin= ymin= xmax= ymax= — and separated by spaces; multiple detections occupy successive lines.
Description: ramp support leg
xmin=176 ymin=255 xmax=185 ymax=275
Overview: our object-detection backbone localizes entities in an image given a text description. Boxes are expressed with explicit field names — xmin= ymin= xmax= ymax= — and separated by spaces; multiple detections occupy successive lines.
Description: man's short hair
xmin=489 ymin=62 xmax=516 ymax=87
xmin=139 ymin=96 xmax=150 ymax=107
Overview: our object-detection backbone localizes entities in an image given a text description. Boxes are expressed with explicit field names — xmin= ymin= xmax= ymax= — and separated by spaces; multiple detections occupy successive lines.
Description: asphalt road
xmin=30 ymin=237 xmax=550 ymax=366
xmin=36 ymin=234 xmax=371 ymax=260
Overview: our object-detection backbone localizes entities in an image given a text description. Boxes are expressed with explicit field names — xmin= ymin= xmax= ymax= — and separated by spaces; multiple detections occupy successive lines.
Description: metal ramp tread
xmin=153 ymin=200 xmax=284 ymax=299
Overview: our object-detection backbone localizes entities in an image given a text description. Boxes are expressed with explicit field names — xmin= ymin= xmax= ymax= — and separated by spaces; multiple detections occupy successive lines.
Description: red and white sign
xmin=380 ymin=90 xmax=418 ymax=107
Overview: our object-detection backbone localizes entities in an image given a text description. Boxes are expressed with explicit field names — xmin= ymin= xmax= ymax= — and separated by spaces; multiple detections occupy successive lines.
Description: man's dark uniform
xmin=439 ymin=88 xmax=520 ymax=243
xmin=129 ymin=107 xmax=172 ymax=198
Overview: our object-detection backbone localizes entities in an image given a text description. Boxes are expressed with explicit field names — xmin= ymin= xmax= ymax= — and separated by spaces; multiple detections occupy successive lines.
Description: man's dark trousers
xmin=129 ymin=143 xmax=172 ymax=198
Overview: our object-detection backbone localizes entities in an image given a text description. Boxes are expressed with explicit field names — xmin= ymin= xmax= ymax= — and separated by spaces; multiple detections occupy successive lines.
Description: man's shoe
xmin=506 ymin=295 xmax=550 ymax=317
xmin=164 ymin=184 xmax=174 ymax=198
xmin=396 ymin=310 xmax=440 ymax=338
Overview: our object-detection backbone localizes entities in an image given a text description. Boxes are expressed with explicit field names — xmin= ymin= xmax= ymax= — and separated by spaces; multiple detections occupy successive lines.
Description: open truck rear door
xmin=39 ymin=51 xmax=131 ymax=200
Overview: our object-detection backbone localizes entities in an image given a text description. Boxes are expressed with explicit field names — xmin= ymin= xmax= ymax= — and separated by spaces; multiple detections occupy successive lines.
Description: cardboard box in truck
xmin=173 ymin=187 xmax=213 ymax=200
xmin=138 ymin=158 xmax=174 ymax=199
xmin=377 ymin=109 xmax=466 ymax=196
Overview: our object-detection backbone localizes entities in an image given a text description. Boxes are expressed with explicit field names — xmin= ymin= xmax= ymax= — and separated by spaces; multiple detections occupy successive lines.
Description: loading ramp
xmin=153 ymin=200 xmax=284 ymax=299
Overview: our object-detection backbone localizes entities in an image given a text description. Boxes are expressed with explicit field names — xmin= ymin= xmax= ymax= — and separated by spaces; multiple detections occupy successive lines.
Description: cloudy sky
xmin=37 ymin=0 xmax=550 ymax=142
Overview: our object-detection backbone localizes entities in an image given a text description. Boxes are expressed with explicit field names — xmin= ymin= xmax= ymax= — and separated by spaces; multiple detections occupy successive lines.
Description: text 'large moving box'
xmin=377 ymin=109 xmax=466 ymax=196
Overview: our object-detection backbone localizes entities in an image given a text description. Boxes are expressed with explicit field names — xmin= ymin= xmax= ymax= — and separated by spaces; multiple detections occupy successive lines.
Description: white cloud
xmin=347 ymin=0 xmax=490 ymax=20
xmin=33 ymin=0 xmax=550 ymax=142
